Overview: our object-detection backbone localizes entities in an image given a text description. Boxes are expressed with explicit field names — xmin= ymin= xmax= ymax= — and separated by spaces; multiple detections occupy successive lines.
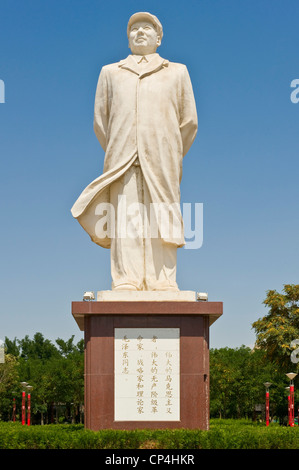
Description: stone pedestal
xmin=72 ymin=292 xmax=222 ymax=430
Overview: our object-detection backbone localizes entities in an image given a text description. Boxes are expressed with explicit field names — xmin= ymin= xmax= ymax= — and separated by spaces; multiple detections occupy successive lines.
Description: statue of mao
xmin=71 ymin=12 xmax=198 ymax=291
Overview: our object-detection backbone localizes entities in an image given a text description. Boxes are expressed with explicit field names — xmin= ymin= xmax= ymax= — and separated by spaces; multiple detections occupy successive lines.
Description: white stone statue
xmin=71 ymin=12 xmax=198 ymax=292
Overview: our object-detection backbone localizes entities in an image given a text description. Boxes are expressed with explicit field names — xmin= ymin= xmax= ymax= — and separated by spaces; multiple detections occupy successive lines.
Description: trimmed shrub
xmin=0 ymin=420 xmax=298 ymax=449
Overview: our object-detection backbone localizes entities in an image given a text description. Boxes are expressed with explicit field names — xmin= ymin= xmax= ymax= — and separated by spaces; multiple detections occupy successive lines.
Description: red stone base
xmin=72 ymin=300 xmax=222 ymax=430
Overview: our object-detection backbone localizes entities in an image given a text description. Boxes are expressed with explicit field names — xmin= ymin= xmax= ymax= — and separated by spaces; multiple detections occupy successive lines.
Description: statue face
xmin=128 ymin=21 xmax=161 ymax=55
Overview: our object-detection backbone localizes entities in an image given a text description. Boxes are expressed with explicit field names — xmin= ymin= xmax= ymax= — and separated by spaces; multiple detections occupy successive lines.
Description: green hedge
xmin=0 ymin=420 xmax=298 ymax=449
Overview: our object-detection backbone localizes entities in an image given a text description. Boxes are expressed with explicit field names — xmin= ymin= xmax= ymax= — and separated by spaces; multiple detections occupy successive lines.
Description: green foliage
xmin=0 ymin=420 xmax=298 ymax=449
xmin=209 ymin=345 xmax=292 ymax=420
xmin=1 ymin=329 xmax=297 ymax=424
xmin=252 ymin=284 xmax=299 ymax=371
xmin=17 ymin=332 xmax=60 ymax=361
xmin=0 ymin=355 xmax=20 ymax=420
xmin=3 ymin=333 xmax=84 ymax=424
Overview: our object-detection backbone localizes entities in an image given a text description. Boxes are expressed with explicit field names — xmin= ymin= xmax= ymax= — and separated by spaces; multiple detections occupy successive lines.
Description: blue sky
xmin=0 ymin=0 xmax=298 ymax=349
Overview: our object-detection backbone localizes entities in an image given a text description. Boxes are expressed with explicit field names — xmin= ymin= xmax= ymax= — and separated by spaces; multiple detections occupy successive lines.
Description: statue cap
xmin=127 ymin=12 xmax=163 ymax=40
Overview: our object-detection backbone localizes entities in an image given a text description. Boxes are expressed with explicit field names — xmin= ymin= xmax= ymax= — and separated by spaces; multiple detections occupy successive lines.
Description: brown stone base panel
xmin=72 ymin=301 xmax=223 ymax=430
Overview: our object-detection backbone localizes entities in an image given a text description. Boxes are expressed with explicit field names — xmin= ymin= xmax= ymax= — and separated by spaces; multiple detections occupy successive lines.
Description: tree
xmin=4 ymin=337 xmax=20 ymax=357
xmin=210 ymin=347 xmax=236 ymax=418
xmin=210 ymin=346 xmax=269 ymax=419
xmin=17 ymin=332 xmax=60 ymax=361
xmin=55 ymin=336 xmax=84 ymax=357
xmin=4 ymin=333 xmax=84 ymax=424
xmin=252 ymin=284 xmax=299 ymax=371
xmin=209 ymin=346 xmax=288 ymax=421
xmin=0 ymin=354 xmax=20 ymax=420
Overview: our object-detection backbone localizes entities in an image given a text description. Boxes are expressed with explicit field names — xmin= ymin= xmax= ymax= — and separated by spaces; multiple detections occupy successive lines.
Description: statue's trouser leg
xmin=110 ymin=164 xmax=178 ymax=291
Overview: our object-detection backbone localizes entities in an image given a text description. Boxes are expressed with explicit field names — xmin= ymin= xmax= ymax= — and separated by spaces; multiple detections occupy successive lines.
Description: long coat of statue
xmin=71 ymin=53 xmax=198 ymax=248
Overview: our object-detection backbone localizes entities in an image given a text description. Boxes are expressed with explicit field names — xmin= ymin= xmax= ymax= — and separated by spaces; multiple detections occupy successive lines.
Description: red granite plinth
xmin=72 ymin=300 xmax=223 ymax=430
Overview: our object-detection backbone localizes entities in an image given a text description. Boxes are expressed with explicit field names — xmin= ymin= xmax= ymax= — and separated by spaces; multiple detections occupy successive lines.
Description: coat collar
xmin=118 ymin=54 xmax=169 ymax=78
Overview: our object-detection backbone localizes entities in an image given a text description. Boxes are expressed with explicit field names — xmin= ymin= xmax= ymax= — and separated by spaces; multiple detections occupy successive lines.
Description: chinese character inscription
xmin=114 ymin=328 xmax=180 ymax=421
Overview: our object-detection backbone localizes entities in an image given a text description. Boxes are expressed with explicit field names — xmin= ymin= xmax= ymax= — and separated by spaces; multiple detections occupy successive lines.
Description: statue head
xmin=127 ymin=12 xmax=163 ymax=55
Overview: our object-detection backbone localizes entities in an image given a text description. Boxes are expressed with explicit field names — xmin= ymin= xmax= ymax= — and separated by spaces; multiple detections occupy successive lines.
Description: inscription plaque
xmin=114 ymin=328 xmax=180 ymax=421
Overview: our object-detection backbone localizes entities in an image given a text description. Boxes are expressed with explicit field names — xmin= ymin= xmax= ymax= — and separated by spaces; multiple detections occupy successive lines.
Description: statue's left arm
xmin=179 ymin=66 xmax=198 ymax=157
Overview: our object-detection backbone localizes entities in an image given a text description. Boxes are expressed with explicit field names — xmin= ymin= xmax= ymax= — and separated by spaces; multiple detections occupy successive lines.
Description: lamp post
xmin=26 ymin=385 xmax=33 ymax=426
xmin=286 ymin=373 xmax=297 ymax=427
xmin=285 ymin=387 xmax=290 ymax=426
xmin=11 ymin=391 xmax=17 ymax=422
xmin=20 ymin=382 xmax=28 ymax=425
xmin=12 ymin=398 xmax=16 ymax=422
xmin=264 ymin=382 xmax=272 ymax=426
